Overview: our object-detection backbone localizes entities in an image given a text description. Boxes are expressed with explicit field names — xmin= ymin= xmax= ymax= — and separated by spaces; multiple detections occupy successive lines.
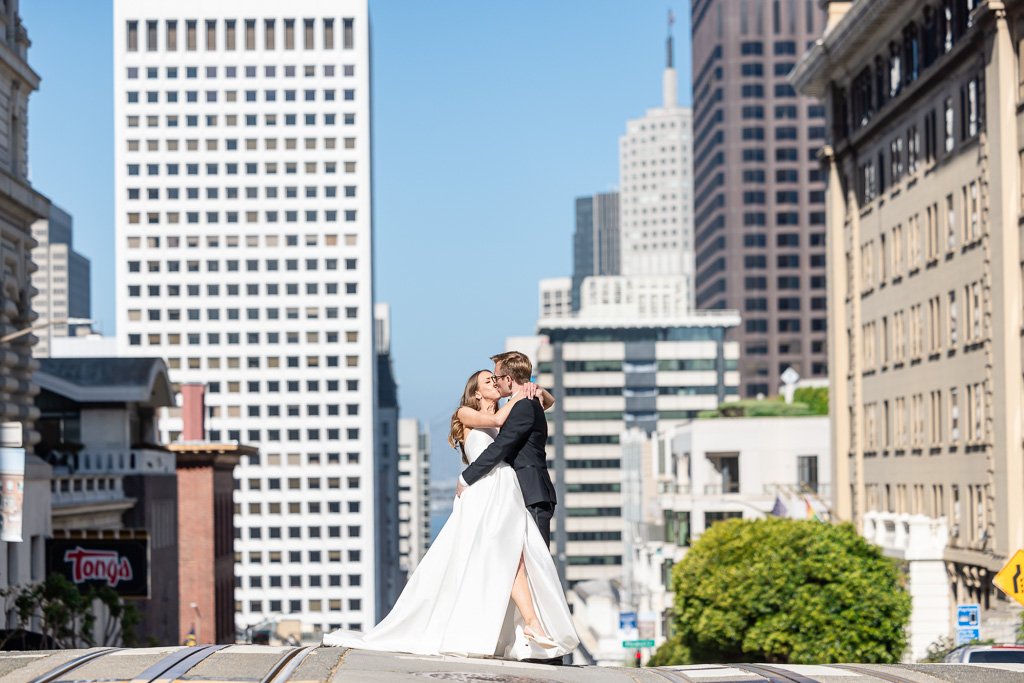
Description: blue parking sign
xmin=956 ymin=627 xmax=980 ymax=645
xmin=957 ymin=605 xmax=979 ymax=627
xmin=619 ymin=612 xmax=637 ymax=631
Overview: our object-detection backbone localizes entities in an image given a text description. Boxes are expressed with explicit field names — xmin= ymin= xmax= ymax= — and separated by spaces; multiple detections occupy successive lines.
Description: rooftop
xmin=36 ymin=357 xmax=173 ymax=407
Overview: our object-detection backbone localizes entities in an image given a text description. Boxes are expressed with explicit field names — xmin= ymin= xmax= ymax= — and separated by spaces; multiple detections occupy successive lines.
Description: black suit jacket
xmin=461 ymin=397 xmax=556 ymax=507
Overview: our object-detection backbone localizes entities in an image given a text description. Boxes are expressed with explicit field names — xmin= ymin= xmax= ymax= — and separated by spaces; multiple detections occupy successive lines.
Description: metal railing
xmin=51 ymin=473 xmax=127 ymax=506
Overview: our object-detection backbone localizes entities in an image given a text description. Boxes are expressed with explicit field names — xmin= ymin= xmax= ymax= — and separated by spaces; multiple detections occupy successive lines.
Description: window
xmin=944 ymin=97 xmax=955 ymax=152
xmin=127 ymin=21 xmax=138 ymax=51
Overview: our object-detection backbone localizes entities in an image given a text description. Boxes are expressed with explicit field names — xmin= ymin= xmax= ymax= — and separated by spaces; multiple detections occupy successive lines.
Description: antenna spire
xmin=667 ymin=9 xmax=675 ymax=68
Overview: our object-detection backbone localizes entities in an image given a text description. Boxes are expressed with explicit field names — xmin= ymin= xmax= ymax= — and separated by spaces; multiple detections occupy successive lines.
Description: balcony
xmin=762 ymin=482 xmax=832 ymax=498
xmin=48 ymin=447 xmax=175 ymax=476
xmin=862 ymin=511 xmax=948 ymax=560
xmin=51 ymin=473 xmax=127 ymax=506
xmin=50 ymin=473 xmax=137 ymax=530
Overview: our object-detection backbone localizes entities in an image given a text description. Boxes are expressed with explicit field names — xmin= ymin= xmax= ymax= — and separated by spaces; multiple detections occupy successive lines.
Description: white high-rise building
xmin=113 ymin=0 xmax=379 ymax=633
xmin=618 ymin=26 xmax=694 ymax=307
xmin=30 ymin=205 xmax=92 ymax=358
xmin=397 ymin=418 xmax=430 ymax=576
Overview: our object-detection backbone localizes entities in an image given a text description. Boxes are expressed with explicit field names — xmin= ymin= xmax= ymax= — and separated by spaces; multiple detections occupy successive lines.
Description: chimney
xmin=180 ymin=384 xmax=205 ymax=441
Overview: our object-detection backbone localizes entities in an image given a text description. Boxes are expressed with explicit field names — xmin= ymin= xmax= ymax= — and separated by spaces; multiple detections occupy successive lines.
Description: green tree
xmin=792 ymin=387 xmax=828 ymax=415
xmin=1 ymin=573 xmax=140 ymax=649
xmin=651 ymin=518 xmax=910 ymax=665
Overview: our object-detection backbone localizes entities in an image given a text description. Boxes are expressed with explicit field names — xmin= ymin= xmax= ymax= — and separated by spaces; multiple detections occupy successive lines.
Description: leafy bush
xmin=658 ymin=517 xmax=910 ymax=665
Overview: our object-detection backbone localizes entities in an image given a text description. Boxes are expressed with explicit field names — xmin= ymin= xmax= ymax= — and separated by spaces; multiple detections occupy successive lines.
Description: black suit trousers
xmin=528 ymin=502 xmax=555 ymax=547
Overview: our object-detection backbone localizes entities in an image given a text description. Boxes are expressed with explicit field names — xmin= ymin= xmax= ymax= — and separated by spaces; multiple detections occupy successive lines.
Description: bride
xmin=322 ymin=370 xmax=579 ymax=660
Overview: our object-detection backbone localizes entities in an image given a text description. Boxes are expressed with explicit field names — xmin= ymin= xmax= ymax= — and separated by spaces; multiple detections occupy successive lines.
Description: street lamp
xmin=0 ymin=317 xmax=93 ymax=344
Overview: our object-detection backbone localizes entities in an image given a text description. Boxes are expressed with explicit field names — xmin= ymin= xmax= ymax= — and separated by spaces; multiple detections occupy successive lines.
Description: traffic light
xmin=635 ymin=651 xmax=642 ymax=667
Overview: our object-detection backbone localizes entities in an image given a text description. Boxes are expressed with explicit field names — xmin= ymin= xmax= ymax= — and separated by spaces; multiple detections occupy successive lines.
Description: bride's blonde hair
xmin=448 ymin=370 xmax=491 ymax=465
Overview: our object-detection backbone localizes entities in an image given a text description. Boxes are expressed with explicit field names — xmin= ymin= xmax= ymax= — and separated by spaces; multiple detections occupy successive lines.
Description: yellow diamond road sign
xmin=993 ymin=549 xmax=1024 ymax=608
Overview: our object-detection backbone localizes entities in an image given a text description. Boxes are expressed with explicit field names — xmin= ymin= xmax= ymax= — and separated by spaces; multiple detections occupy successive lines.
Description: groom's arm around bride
xmin=457 ymin=398 xmax=535 ymax=492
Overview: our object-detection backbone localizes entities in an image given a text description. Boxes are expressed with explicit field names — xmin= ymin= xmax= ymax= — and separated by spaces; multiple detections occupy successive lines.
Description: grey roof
xmin=36 ymin=358 xmax=173 ymax=407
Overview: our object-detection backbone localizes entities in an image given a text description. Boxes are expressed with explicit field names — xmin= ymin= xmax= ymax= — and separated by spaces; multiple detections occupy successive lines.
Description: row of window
xmin=126 ymin=18 xmax=355 ymax=53
xmin=856 ymin=83 xmax=979 ymax=203
xmin=744 ymin=275 xmax=827 ymax=290
xmin=242 ymin=475 xmax=362 ymax=491
xmin=841 ymin=1 xmax=975 ymax=138
xmin=745 ymin=339 xmax=827 ymax=356
xmin=126 ymin=211 xmax=354 ymax=226
xmin=741 ymin=104 xmax=825 ymax=120
xmin=127 ymin=161 xmax=355 ymax=178
xmin=861 ymin=382 xmax=985 ymax=455
xmin=128 ymin=140 xmax=354 ymax=155
xmin=127 ymin=64 xmax=353 ymax=80
xmin=240 ymin=524 xmax=359 ymax=540
xmin=859 ymin=283 xmax=984 ymax=374
xmin=856 ymin=182 xmax=981 ymax=296
xmin=741 ymin=190 xmax=825 ymax=205
xmin=239 ymin=574 xmax=360 ymax=590
xmin=238 ymin=549 xmax=360 ymax=565
xmin=739 ymin=126 xmax=825 ymax=141
xmin=126 ymin=113 xmax=356 ymax=129
xmin=563 ymin=386 xmax=723 ymax=396
xmin=741 ymin=253 xmax=826 ymax=269
xmin=744 ymin=318 xmax=826 ymax=333
xmin=241 ymin=452 xmax=358 ymax=468
xmin=127 ymin=233 xmax=356 ymax=248
xmin=741 ymin=231 xmax=826 ymax=247
xmin=744 ymin=297 xmax=827 ymax=312
xmin=741 ymin=168 xmax=823 ymax=183
xmin=127 ymin=88 xmax=353 ymax=104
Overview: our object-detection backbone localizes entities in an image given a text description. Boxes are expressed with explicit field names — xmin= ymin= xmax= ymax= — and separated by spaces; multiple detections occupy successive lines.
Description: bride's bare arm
xmin=457 ymin=394 xmax=522 ymax=429
xmin=538 ymin=387 xmax=555 ymax=411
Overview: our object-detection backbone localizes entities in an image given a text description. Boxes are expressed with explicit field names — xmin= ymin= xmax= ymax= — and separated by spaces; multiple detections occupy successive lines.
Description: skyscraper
xmin=571 ymin=192 xmax=620 ymax=312
xmin=538 ymin=311 xmax=741 ymax=586
xmin=113 ymin=0 xmax=380 ymax=633
xmin=618 ymin=21 xmax=694 ymax=306
xmin=30 ymin=205 xmax=91 ymax=358
xmin=397 ymin=418 xmax=430 ymax=575
xmin=691 ymin=0 xmax=828 ymax=396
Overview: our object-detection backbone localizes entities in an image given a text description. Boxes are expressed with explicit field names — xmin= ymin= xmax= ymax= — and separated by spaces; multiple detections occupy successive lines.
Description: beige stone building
xmin=793 ymin=0 xmax=1024 ymax=655
xmin=0 ymin=0 xmax=49 ymax=441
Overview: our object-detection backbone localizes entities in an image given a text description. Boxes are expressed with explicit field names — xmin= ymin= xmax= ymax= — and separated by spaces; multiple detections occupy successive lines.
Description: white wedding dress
xmin=322 ymin=427 xmax=579 ymax=660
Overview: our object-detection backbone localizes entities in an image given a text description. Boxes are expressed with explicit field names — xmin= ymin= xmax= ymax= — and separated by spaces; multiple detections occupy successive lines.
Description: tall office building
xmin=397 ymin=418 xmax=430 ymax=575
xmin=537 ymin=307 xmax=740 ymax=586
xmin=618 ymin=25 xmax=694 ymax=306
xmin=572 ymin=192 xmax=620 ymax=311
xmin=373 ymin=303 xmax=401 ymax=612
xmin=30 ymin=205 xmax=91 ymax=357
xmin=113 ymin=1 xmax=380 ymax=632
xmin=793 ymin=0 xmax=1024 ymax=655
xmin=691 ymin=0 xmax=828 ymax=397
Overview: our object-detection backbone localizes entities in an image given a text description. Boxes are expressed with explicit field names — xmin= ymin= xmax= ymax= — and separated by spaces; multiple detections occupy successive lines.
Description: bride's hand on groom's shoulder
xmin=521 ymin=382 xmax=539 ymax=400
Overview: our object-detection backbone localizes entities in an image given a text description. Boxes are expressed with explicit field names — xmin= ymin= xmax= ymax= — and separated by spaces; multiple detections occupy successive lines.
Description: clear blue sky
xmin=22 ymin=1 xmax=693 ymax=485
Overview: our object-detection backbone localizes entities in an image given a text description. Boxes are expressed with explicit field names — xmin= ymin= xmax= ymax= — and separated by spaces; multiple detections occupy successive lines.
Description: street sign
xmin=780 ymin=366 xmax=800 ymax=385
xmin=955 ymin=628 xmax=981 ymax=646
xmin=618 ymin=612 xmax=637 ymax=631
xmin=623 ymin=639 xmax=655 ymax=648
xmin=993 ymin=549 xmax=1024 ymax=608
xmin=956 ymin=604 xmax=979 ymax=627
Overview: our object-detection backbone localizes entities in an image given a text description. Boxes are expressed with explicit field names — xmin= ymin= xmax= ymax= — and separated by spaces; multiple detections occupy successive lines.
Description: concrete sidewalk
xmin=2 ymin=645 xmax=1024 ymax=682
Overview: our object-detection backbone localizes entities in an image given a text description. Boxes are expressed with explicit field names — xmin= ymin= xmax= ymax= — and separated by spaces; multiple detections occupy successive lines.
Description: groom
xmin=455 ymin=351 xmax=557 ymax=546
